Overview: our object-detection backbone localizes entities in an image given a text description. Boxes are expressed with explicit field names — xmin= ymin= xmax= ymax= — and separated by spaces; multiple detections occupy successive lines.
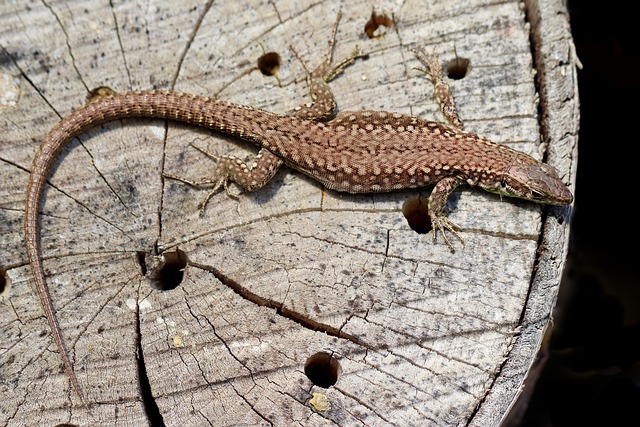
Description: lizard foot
xmin=163 ymin=171 xmax=238 ymax=215
xmin=411 ymin=46 xmax=442 ymax=81
xmin=430 ymin=214 xmax=464 ymax=251
xmin=291 ymin=12 xmax=368 ymax=84
xmin=163 ymin=142 xmax=246 ymax=214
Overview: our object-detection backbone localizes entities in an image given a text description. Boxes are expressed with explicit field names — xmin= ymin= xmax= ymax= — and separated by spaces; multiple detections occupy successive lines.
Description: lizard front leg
xmin=413 ymin=48 xmax=466 ymax=249
xmin=412 ymin=47 xmax=464 ymax=130
xmin=428 ymin=176 xmax=465 ymax=249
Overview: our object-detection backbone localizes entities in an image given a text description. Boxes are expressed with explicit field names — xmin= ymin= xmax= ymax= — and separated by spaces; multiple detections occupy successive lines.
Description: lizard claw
xmin=430 ymin=215 xmax=464 ymax=250
xmin=196 ymin=174 xmax=241 ymax=215
xmin=291 ymin=12 xmax=368 ymax=84
xmin=164 ymin=169 xmax=238 ymax=216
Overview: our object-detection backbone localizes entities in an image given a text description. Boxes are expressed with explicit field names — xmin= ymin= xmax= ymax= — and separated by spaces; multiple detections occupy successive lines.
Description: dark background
xmin=521 ymin=1 xmax=640 ymax=425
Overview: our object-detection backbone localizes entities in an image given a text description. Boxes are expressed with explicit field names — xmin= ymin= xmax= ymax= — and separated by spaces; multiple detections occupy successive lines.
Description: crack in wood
xmin=188 ymin=260 xmax=372 ymax=351
xmin=135 ymin=297 xmax=166 ymax=426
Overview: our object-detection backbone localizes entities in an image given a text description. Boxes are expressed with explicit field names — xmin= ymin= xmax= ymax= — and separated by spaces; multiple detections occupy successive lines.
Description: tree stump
xmin=0 ymin=0 xmax=578 ymax=425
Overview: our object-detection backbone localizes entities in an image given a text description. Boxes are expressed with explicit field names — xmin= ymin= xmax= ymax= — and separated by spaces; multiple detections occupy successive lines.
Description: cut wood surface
xmin=0 ymin=0 xmax=578 ymax=425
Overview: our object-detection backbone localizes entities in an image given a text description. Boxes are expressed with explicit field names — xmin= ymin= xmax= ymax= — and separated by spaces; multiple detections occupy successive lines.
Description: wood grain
xmin=0 ymin=0 xmax=578 ymax=425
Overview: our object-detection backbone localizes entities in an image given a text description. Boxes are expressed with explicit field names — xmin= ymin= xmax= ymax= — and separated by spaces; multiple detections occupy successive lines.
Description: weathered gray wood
xmin=469 ymin=0 xmax=579 ymax=425
xmin=0 ymin=0 xmax=577 ymax=425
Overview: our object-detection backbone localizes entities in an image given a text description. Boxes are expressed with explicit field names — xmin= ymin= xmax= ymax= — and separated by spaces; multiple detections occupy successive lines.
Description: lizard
xmin=23 ymin=15 xmax=573 ymax=406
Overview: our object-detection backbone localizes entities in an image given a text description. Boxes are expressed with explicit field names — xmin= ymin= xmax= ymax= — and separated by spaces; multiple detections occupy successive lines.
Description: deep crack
xmin=136 ymin=298 xmax=166 ymax=426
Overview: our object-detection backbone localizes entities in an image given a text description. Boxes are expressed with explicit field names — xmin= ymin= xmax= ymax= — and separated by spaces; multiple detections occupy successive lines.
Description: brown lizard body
xmin=24 ymin=18 xmax=572 ymax=405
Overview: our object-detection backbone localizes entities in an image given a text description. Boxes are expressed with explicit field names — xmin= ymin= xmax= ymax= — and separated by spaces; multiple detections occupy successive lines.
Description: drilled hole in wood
xmin=445 ymin=57 xmax=470 ymax=80
xmin=304 ymin=352 xmax=341 ymax=388
xmin=364 ymin=10 xmax=393 ymax=39
xmin=257 ymin=52 xmax=281 ymax=76
xmin=141 ymin=249 xmax=188 ymax=291
xmin=402 ymin=196 xmax=431 ymax=234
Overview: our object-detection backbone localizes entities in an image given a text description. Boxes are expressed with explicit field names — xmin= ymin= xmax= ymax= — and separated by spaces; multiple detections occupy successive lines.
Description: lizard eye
xmin=530 ymin=189 xmax=544 ymax=200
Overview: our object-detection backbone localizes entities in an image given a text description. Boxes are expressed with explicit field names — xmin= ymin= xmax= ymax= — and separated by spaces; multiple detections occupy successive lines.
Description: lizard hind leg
xmin=164 ymin=143 xmax=283 ymax=214
xmin=163 ymin=170 xmax=231 ymax=216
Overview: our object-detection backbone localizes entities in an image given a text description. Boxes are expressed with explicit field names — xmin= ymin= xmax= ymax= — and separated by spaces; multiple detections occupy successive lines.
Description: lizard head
xmin=484 ymin=163 xmax=573 ymax=205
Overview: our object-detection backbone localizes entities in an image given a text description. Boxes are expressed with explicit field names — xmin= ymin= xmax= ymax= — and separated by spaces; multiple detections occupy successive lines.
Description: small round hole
xmin=257 ymin=52 xmax=281 ymax=76
xmin=364 ymin=10 xmax=394 ymax=39
xmin=141 ymin=249 xmax=188 ymax=291
xmin=304 ymin=352 xmax=341 ymax=388
xmin=402 ymin=196 xmax=431 ymax=234
xmin=446 ymin=57 xmax=470 ymax=80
